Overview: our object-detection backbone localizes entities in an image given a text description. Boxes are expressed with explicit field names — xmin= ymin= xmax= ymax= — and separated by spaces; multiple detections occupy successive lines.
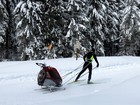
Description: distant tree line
xmin=0 ymin=0 xmax=140 ymax=61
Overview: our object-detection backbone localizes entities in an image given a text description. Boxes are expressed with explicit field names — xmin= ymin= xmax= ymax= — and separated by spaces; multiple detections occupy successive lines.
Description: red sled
xmin=36 ymin=63 xmax=62 ymax=87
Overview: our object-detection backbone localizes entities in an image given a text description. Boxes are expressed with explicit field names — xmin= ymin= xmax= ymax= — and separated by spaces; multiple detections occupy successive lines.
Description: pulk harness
xmin=84 ymin=51 xmax=94 ymax=63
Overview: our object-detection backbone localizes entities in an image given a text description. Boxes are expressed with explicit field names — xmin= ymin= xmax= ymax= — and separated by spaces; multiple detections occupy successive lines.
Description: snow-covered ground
xmin=0 ymin=56 xmax=140 ymax=105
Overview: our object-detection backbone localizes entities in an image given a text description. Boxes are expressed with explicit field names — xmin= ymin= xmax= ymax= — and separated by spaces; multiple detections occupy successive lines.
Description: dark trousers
xmin=75 ymin=62 xmax=92 ymax=82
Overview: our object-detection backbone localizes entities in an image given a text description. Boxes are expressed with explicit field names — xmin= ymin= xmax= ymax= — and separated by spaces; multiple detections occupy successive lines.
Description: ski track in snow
xmin=65 ymin=62 xmax=136 ymax=89
xmin=63 ymin=61 xmax=140 ymax=97
xmin=0 ymin=61 xmax=39 ymax=85
xmin=0 ymin=57 xmax=140 ymax=105
xmin=0 ymin=74 xmax=36 ymax=83
xmin=0 ymin=58 xmax=138 ymax=86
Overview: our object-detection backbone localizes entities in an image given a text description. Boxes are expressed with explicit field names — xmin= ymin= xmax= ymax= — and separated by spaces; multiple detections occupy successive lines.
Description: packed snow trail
xmin=0 ymin=56 xmax=140 ymax=105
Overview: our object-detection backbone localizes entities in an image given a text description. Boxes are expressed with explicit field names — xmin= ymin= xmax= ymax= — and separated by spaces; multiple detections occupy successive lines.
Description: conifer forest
xmin=0 ymin=0 xmax=140 ymax=61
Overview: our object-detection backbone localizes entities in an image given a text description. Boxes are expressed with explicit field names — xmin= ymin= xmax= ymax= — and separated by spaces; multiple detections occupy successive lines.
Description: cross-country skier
xmin=75 ymin=48 xmax=99 ymax=84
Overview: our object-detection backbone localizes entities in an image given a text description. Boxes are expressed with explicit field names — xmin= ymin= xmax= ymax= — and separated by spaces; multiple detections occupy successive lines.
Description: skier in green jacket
xmin=75 ymin=48 xmax=99 ymax=84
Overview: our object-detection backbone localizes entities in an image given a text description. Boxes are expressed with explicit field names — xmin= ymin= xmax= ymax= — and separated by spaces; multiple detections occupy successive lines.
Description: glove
xmin=96 ymin=63 xmax=99 ymax=67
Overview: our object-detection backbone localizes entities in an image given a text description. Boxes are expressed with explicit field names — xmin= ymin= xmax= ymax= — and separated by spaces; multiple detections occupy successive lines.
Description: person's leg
xmin=75 ymin=62 xmax=88 ymax=81
xmin=87 ymin=63 xmax=92 ymax=83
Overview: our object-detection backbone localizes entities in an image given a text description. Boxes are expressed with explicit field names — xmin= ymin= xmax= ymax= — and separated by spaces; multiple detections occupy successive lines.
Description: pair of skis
xmin=68 ymin=79 xmax=94 ymax=85
xmin=36 ymin=79 xmax=94 ymax=94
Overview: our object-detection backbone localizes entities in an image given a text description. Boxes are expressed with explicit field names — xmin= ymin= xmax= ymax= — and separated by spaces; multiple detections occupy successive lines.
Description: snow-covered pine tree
xmin=14 ymin=0 xmax=46 ymax=60
xmin=86 ymin=0 xmax=106 ymax=55
xmin=119 ymin=0 xmax=140 ymax=55
xmin=104 ymin=0 xmax=120 ymax=56
xmin=43 ymin=0 xmax=66 ymax=58
xmin=65 ymin=0 xmax=89 ymax=57
xmin=0 ymin=0 xmax=8 ymax=61
xmin=0 ymin=0 xmax=16 ymax=61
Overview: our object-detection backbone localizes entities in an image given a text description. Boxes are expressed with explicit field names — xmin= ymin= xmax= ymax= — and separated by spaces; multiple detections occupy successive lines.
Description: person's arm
xmin=83 ymin=53 xmax=87 ymax=61
xmin=93 ymin=54 xmax=99 ymax=67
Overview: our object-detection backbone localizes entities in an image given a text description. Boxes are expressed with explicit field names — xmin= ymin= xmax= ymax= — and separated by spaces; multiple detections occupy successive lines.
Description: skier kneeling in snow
xmin=75 ymin=48 xmax=99 ymax=84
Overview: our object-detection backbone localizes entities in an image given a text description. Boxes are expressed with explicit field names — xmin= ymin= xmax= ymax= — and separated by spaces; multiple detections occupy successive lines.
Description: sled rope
xmin=63 ymin=66 xmax=97 ymax=85
xmin=63 ymin=72 xmax=79 ymax=85
xmin=62 ymin=62 xmax=84 ymax=79
xmin=63 ymin=62 xmax=92 ymax=85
